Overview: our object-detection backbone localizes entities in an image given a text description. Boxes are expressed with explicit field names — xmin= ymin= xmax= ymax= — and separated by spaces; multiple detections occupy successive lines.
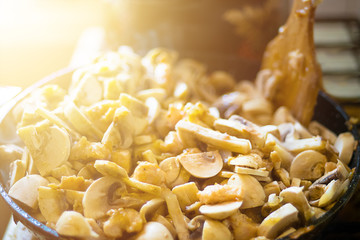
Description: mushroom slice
xmin=55 ymin=211 xmax=98 ymax=238
xmin=17 ymin=123 xmax=70 ymax=176
xmin=214 ymin=117 xmax=265 ymax=148
xmin=177 ymin=151 xmax=223 ymax=178
xmin=172 ymin=182 xmax=199 ymax=210
xmin=258 ymin=203 xmax=299 ymax=239
xmin=38 ymin=186 xmax=68 ymax=223
xmin=199 ymin=201 xmax=243 ymax=220
xmin=176 ymin=120 xmax=251 ymax=154
xmin=282 ymin=136 xmax=325 ymax=154
xmin=308 ymin=121 xmax=337 ymax=144
xmin=63 ymin=99 xmax=103 ymax=140
xmin=202 ymin=219 xmax=232 ymax=240
xmin=8 ymin=159 xmax=27 ymax=188
xmin=234 ymin=167 xmax=269 ymax=178
xmin=280 ymin=187 xmax=313 ymax=222
xmin=82 ymin=176 xmax=126 ymax=219
xmin=135 ymin=222 xmax=174 ymax=240
xmin=8 ymin=174 xmax=49 ymax=209
xmin=318 ymin=179 xmax=345 ymax=208
xmin=139 ymin=198 xmax=165 ymax=222
xmin=228 ymin=174 xmax=266 ymax=209
xmin=334 ymin=132 xmax=355 ymax=165
xmin=146 ymin=97 xmax=161 ymax=124
xmin=289 ymin=150 xmax=326 ymax=181
xmin=159 ymin=157 xmax=181 ymax=185
xmin=94 ymin=160 xmax=162 ymax=196
xmin=69 ymin=73 xmax=103 ymax=106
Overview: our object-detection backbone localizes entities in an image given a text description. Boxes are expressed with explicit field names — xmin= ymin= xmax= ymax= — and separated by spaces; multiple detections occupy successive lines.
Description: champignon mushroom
xmin=318 ymin=179 xmax=347 ymax=208
xmin=334 ymin=132 xmax=355 ymax=165
xmin=280 ymin=187 xmax=313 ymax=222
xmin=159 ymin=157 xmax=181 ymax=185
xmin=202 ymin=219 xmax=232 ymax=240
xmin=289 ymin=150 xmax=327 ymax=181
xmin=17 ymin=123 xmax=70 ymax=176
xmin=135 ymin=222 xmax=174 ymax=240
xmin=82 ymin=176 xmax=126 ymax=219
xmin=8 ymin=174 xmax=49 ymax=209
xmin=69 ymin=73 xmax=103 ymax=106
xmin=308 ymin=121 xmax=337 ymax=144
xmin=38 ymin=186 xmax=68 ymax=223
xmin=282 ymin=136 xmax=325 ymax=154
xmin=175 ymin=120 xmax=251 ymax=154
xmin=172 ymin=182 xmax=199 ymax=210
xmin=258 ymin=203 xmax=299 ymax=239
xmin=63 ymin=99 xmax=103 ymax=140
xmin=177 ymin=151 xmax=223 ymax=178
xmin=55 ymin=211 xmax=98 ymax=238
xmin=199 ymin=201 xmax=243 ymax=220
xmin=139 ymin=198 xmax=165 ymax=222
xmin=228 ymin=174 xmax=266 ymax=209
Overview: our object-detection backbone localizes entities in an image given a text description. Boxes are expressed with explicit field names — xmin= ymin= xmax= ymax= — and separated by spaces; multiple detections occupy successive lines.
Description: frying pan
xmin=0 ymin=69 xmax=359 ymax=240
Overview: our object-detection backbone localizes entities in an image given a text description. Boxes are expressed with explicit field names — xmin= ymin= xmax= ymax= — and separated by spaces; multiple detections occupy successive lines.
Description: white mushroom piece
xmin=8 ymin=174 xmax=48 ymax=209
xmin=228 ymin=174 xmax=266 ymax=209
xmin=334 ymin=132 xmax=356 ymax=165
xmin=289 ymin=150 xmax=327 ymax=181
xmin=258 ymin=203 xmax=299 ymax=239
xmin=199 ymin=201 xmax=243 ymax=220
xmin=308 ymin=121 xmax=337 ymax=144
xmin=82 ymin=176 xmax=126 ymax=219
xmin=17 ymin=122 xmax=70 ymax=176
xmin=201 ymin=219 xmax=232 ymax=240
xmin=55 ymin=211 xmax=98 ymax=238
xmin=175 ymin=120 xmax=251 ymax=154
xmin=280 ymin=187 xmax=313 ymax=222
xmin=38 ymin=186 xmax=69 ymax=223
xmin=177 ymin=151 xmax=223 ymax=178
xmin=135 ymin=222 xmax=174 ymax=240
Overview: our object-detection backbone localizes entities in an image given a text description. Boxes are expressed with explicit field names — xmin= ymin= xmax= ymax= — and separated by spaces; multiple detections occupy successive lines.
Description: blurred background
xmin=0 ymin=0 xmax=359 ymax=239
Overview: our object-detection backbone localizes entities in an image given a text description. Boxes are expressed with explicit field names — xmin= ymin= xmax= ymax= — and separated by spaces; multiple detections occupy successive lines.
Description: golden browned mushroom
xmin=256 ymin=0 xmax=322 ymax=126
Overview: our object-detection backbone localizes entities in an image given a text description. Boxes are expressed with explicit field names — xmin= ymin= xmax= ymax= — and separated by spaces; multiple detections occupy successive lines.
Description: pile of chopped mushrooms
xmin=2 ymin=47 xmax=357 ymax=240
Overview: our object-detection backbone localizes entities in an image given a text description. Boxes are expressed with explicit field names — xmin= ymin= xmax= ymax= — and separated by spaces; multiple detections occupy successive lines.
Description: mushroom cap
xmin=199 ymin=201 xmax=243 ymax=220
xmin=82 ymin=176 xmax=126 ymax=219
xmin=8 ymin=174 xmax=49 ymax=209
xmin=135 ymin=222 xmax=174 ymax=240
xmin=17 ymin=124 xmax=70 ymax=176
xmin=290 ymin=150 xmax=327 ymax=180
xmin=258 ymin=203 xmax=299 ymax=239
xmin=202 ymin=219 xmax=232 ymax=240
xmin=178 ymin=151 xmax=223 ymax=178
xmin=334 ymin=132 xmax=355 ymax=165
xmin=55 ymin=211 xmax=98 ymax=238
xmin=228 ymin=174 xmax=265 ymax=209
xmin=159 ymin=157 xmax=181 ymax=185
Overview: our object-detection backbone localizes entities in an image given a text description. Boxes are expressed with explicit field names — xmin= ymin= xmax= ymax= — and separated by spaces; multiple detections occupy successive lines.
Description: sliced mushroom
xmin=38 ymin=186 xmax=68 ymax=223
xmin=280 ymin=187 xmax=313 ymax=222
xmin=228 ymin=174 xmax=266 ymax=209
xmin=334 ymin=132 xmax=355 ymax=165
xmin=159 ymin=157 xmax=181 ymax=185
xmin=69 ymin=73 xmax=103 ymax=106
xmin=176 ymin=120 xmax=251 ymax=154
xmin=278 ymin=123 xmax=299 ymax=142
xmin=308 ymin=121 xmax=337 ymax=144
xmin=172 ymin=182 xmax=199 ymax=210
xmin=177 ymin=151 xmax=223 ymax=178
xmin=8 ymin=159 xmax=27 ymax=188
xmin=318 ymin=179 xmax=344 ymax=208
xmin=140 ymin=198 xmax=166 ymax=222
xmin=135 ymin=222 xmax=174 ymax=240
xmin=202 ymin=219 xmax=232 ymax=240
xmin=146 ymin=97 xmax=161 ymax=124
xmin=258 ymin=203 xmax=299 ymax=239
xmin=234 ymin=167 xmax=269 ymax=178
xmin=94 ymin=160 xmax=162 ymax=196
xmin=82 ymin=176 xmax=126 ymax=219
xmin=8 ymin=174 xmax=49 ymax=209
xmin=282 ymin=136 xmax=325 ymax=154
xmin=55 ymin=211 xmax=98 ymax=238
xmin=289 ymin=150 xmax=327 ymax=181
xmin=17 ymin=123 xmax=71 ymax=176
xmin=214 ymin=117 xmax=265 ymax=149
xmin=199 ymin=201 xmax=243 ymax=220
xmin=229 ymin=210 xmax=258 ymax=240
xmin=63 ymin=99 xmax=103 ymax=140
